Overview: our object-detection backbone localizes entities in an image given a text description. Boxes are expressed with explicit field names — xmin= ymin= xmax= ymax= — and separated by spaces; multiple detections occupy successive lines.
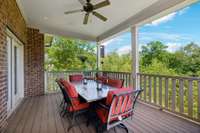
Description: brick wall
xmin=25 ymin=28 xmax=45 ymax=97
xmin=0 ymin=0 xmax=45 ymax=131
xmin=0 ymin=10 xmax=8 ymax=132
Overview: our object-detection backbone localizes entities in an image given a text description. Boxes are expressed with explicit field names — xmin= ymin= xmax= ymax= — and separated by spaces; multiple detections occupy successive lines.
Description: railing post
xmin=198 ymin=80 xmax=200 ymax=120
xmin=188 ymin=80 xmax=193 ymax=117
xmin=131 ymin=26 xmax=139 ymax=90
xmin=179 ymin=79 xmax=184 ymax=113
xmin=45 ymin=71 xmax=48 ymax=94
xmin=96 ymin=42 xmax=101 ymax=71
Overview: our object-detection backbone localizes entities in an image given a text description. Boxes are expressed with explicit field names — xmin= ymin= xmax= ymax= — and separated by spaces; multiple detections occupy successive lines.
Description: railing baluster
xmin=139 ymin=74 xmax=142 ymax=99
xmin=188 ymin=80 xmax=193 ymax=117
xmin=172 ymin=79 xmax=176 ymax=112
xmin=154 ymin=76 xmax=157 ymax=104
xmin=179 ymin=79 xmax=184 ymax=113
xmin=149 ymin=76 xmax=152 ymax=102
xmin=165 ymin=78 xmax=168 ymax=109
xmin=198 ymin=80 xmax=200 ymax=120
xmin=159 ymin=77 xmax=162 ymax=107
xmin=144 ymin=75 xmax=147 ymax=101
xmin=125 ymin=74 xmax=128 ymax=87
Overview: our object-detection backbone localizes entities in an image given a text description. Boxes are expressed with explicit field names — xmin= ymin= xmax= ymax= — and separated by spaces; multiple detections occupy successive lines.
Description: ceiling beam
xmin=97 ymin=0 xmax=196 ymax=42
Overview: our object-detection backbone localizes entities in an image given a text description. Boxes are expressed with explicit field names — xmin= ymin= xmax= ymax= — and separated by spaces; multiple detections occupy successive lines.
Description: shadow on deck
xmin=5 ymin=93 xmax=200 ymax=133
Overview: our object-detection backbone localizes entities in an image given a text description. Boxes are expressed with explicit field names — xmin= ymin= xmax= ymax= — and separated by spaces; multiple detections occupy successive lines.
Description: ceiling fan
xmin=64 ymin=0 xmax=110 ymax=25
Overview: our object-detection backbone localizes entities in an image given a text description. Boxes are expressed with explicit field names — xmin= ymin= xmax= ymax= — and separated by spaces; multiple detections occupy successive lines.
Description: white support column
xmin=131 ymin=26 xmax=139 ymax=89
xmin=96 ymin=42 xmax=101 ymax=71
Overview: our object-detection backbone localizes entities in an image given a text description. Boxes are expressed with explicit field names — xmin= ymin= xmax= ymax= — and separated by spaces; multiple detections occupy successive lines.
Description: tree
xmin=140 ymin=41 xmax=170 ymax=67
xmin=102 ymin=52 xmax=131 ymax=72
xmin=172 ymin=42 xmax=200 ymax=76
xmin=45 ymin=36 xmax=96 ymax=71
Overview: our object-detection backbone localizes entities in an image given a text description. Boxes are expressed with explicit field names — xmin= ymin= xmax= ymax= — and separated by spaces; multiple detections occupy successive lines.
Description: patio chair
xmin=61 ymin=80 xmax=90 ymax=131
xmin=69 ymin=74 xmax=83 ymax=82
xmin=107 ymin=78 xmax=124 ymax=88
xmin=95 ymin=88 xmax=143 ymax=133
xmin=55 ymin=78 xmax=69 ymax=113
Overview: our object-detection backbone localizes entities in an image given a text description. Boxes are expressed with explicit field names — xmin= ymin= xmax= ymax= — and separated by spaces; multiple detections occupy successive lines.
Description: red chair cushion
xmin=107 ymin=79 xmax=123 ymax=88
xmin=61 ymin=80 xmax=80 ymax=105
xmin=67 ymin=102 xmax=89 ymax=112
xmin=96 ymin=107 xmax=133 ymax=124
xmin=96 ymin=108 xmax=108 ymax=123
xmin=69 ymin=74 xmax=83 ymax=82
xmin=106 ymin=88 xmax=133 ymax=105
xmin=97 ymin=76 xmax=108 ymax=84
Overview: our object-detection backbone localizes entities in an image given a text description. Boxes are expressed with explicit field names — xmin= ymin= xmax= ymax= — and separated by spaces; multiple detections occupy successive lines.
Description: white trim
xmin=16 ymin=0 xmax=28 ymax=23
xmin=97 ymin=0 xmax=196 ymax=42
xmin=131 ymin=26 xmax=139 ymax=89
xmin=6 ymin=29 xmax=24 ymax=46
xmin=6 ymin=28 xmax=24 ymax=117
xmin=96 ymin=43 xmax=101 ymax=70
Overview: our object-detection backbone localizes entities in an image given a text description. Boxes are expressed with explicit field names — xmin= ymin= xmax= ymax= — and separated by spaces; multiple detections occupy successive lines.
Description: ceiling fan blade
xmin=83 ymin=13 xmax=89 ymax=24
xmin=92 ymin=11 xmax=107 ymax=21
xmin=93 ymin=0 xmax=110 ymax=10
xmin=78 ymin=0 xmax=86 ymax=6
xmin=64 ymin=9 xmax=83 ymax=15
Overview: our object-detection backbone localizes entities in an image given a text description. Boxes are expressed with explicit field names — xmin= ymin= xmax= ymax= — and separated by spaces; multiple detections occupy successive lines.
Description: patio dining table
xmin=71 ymin=80 xmax=117 ymax=102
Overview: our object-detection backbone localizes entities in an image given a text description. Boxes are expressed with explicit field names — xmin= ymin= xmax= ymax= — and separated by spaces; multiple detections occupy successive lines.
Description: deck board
xmin=6 ymin=93 xmax=200 ymax=133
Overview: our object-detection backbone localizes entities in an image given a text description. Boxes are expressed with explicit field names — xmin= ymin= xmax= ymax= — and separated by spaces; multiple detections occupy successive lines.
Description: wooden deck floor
xmin=6 ymin=93 xmax=200 ymax=133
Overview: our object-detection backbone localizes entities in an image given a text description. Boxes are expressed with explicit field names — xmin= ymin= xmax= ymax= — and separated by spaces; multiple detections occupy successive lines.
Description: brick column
xmin=24 ymin=28 xmax=45 ymax=97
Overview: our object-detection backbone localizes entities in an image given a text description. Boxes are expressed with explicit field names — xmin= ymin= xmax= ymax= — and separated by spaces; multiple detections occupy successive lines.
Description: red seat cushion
xmin=107 ymin=79 xmax=123 ymax=88
xmin=67 ymin=102 xmax=89 ymax=112
xmin=69 ymin=74 xmax=83 ymax=82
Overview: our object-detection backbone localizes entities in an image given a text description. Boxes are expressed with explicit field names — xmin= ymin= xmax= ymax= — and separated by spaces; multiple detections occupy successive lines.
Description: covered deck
xmin=6 ymin=93 xmax=200 ymax=133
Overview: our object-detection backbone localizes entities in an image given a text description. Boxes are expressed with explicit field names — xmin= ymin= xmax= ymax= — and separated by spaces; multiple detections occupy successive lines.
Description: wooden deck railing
xmin=138 ymin=73 xmax=200 ymax=122
xmin=45 ymin=71 xmax=200 ymax=122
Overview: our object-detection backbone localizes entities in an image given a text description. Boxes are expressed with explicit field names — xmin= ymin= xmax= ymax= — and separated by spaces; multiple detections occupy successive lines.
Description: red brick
xmin=0 ymin=0 xmax=44 ymax=131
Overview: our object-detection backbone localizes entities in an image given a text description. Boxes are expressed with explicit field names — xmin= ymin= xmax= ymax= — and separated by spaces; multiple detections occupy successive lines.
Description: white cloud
xmin=139 ymin=32 xmax=192 ymax=43
xmin=166 ymin=42 xmax=183 ymax=52
xmin=145 ymin=7 xmax=190 ymax=26
xmin=178 ymin=7 xmax=190 ymax=15
xmin=146 ymin=12 xmax=177 ymax=26
xmin=116 ymin=45 xmax=131 ymax=55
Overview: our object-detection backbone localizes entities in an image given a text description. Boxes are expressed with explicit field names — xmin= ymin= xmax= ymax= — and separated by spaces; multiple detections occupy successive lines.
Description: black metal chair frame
xmin=95 ymin=89 xmax=143 ymax=133
xmin=55 ymin=79 xmax=88 ymax=131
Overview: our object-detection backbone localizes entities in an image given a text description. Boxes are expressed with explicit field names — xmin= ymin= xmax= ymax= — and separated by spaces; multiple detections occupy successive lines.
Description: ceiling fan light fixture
xmin=64 ymin=0 xmax=110 ymax=25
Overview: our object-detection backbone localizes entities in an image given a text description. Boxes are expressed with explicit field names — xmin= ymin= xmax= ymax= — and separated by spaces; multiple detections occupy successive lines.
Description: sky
xmin=102 ymin=1 xmax=200 ymax=54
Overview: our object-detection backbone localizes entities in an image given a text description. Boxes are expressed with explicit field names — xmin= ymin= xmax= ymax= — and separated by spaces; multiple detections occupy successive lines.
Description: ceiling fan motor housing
xmin=84 ymin=3 xmax=94 ymax=12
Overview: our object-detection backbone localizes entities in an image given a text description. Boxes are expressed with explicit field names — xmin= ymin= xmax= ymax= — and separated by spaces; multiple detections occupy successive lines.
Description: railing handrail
xmin=46 ymin=70 xmax=200 ymax=80
xmin=138 ymin=73 xmax=200 ymax=81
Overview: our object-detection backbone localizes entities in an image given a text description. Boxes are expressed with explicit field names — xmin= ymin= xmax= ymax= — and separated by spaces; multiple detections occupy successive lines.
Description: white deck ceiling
xmin=17 ymin=0 xmax=196 ymax=42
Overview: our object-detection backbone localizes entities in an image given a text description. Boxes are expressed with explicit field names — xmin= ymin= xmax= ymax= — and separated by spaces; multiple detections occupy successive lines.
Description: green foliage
xmin=102 ymin=52 xmax=131 ymax=72
xmin=140 ymin=41 xmax=200 ymax=76
xmin=140 ymin=41 xmax=169 ymax=66
xmin=140 ymin=59 xmax=177 ymax=75
xmin=45 ymin=36 xmax=96 ymax=71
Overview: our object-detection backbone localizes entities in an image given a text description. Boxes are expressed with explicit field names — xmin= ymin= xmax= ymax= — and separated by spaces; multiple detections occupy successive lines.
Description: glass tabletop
xmin=71 ymin=80 xmax=116 ymax=102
